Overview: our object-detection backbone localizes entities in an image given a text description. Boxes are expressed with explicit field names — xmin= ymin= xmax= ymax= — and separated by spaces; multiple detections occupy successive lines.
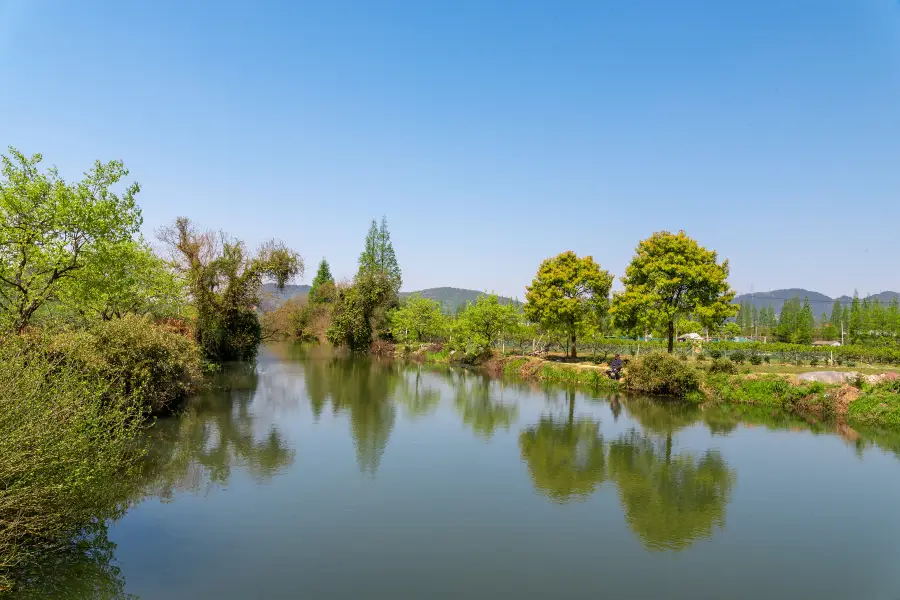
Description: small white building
xmin=677 ymin=332 xmax=704 ymax=342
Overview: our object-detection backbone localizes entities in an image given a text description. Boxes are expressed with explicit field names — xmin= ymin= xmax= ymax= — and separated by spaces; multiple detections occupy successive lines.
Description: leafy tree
xmin=389 ymin=293 xmax=447 ymax=343
xmin=327 ymin=272 xmax=399 ymax=351
xmin=158 ymin=218 xmax=303 ymax=361
xmin=524 ymin=251 xmax=613 ymax=358
xmin=452 ymin=294 xmax=520 ymax=357
xmin=0 ymin=147 xmax=142 ymax=332
xmin=751 ymin=304 xmax=759 ymax=333
xmin=308 ymin=258 xmax=335 ymax=304
xmin=57 ymin=238 xmax=186 ymax=321
xmin=611 ymin=231 xmax=738 ymax=353
xmin=721 ymin=322 xmax=741 ymax=339
xmin=358 ymin=216 xmax=401 ymax=292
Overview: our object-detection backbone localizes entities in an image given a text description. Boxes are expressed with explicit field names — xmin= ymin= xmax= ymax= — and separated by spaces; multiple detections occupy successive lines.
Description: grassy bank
xmin=405 ymin=344 xmax=900 ymax=429
xmin=0 ymin=316 xmax=204 ymax=594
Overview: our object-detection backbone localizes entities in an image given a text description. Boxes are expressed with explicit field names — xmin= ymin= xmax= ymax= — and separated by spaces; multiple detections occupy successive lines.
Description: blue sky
xmin=2 ymin=0 xmax=899 ymax=299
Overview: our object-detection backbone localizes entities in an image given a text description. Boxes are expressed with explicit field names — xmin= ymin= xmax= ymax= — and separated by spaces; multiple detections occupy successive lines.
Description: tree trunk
xmin=570 ymin=333 xmax=577 ymax=359
xmin=667 ymin=320 xmax=675 ymax=353
xmin=568 ymin=388 xmax=575 ymax=425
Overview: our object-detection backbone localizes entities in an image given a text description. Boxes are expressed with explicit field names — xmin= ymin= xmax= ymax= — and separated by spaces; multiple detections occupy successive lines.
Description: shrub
xmin=708 ymin=349 xmax=722 ymax=360
xmin=763 ymin=355 xmax=771 ymax=364
xmin=695 ymin=353 xmax=706 ymax=362
xmin=679 ymin=353 xmax=688 ymax=361
xmin=847 ymin=361 xmax=857 ymax=368
xmin=729 ymin=350 xmax=746 ymax=364
xmin=810 ymin=358 xmax=819 ymax=367
xmin=749 ymin=354 xmax=762 ymax=365
xmin=835 ymin=357 xmax=844 ymax=366
xmin=0 ymin=336 xmax=145 ymax=592
xmin=708 ymin=358 xmax=738 ymax=375
xmin=48 ymin=315 xmax=203 ymax=414
xmin=624 ymin=352 xmax=701 ymax=397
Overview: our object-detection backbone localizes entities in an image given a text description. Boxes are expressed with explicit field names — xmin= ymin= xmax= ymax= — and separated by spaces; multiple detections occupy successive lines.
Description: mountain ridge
xmin=733 ymin=289 xmax=900 ymax=316
xmin=259 ymin=284 xmax=515 ymax=312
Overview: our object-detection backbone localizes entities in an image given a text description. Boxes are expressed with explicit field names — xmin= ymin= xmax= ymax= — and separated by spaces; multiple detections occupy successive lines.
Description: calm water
xmin=29 ymin=344 xmax=900 ymax=599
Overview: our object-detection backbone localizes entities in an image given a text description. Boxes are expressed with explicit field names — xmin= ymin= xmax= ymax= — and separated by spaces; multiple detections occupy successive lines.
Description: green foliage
xmin=625 ymin=352 xmax=701 ymax=397
xmin=451 ymin=294 xmax=520 ymax=359
xmin=707 ymin=358 xmax=738 ymax=375
xmin=749 ymin=354 xmax=762 ymax=365
xmin=327 ymin=272 xmax=399 ymax=352
xmin=57 ymin=238 xmax=187 ymax=322
xmin=357 ymin=216 xmax=401 ymax=292
xmin=0 ymin=147 xmax=142 ymax=332
xmin=389 ymin=294 xmax=447 ymax=343
xmin=729 ymin=350 xmax=746 ymax=364
xmin=611 ymin=231 xmax=738 ymax=353
xmin=0 ymin=335 xmax=146 ymax=592
xmin=308 ymin=258 xmax=335 ymax=304
xmin=722 ymin=322 xmax=741 ymax=338
xmin=523 ymin=251 xmax=613 ymax=358
xmin=159 ymin=218 xmax=303 ymax=362
xmin=46 ymin=315 xmax=203 ymax=414
xmin=708 ymin=349 xmax=722 ymax=359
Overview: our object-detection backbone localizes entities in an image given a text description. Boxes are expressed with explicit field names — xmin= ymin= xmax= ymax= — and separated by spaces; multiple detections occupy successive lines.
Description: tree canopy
xmin=358 ymin=216 xmax=401 ymax=292
xmin=309 ymin=258 xmax=335 ymax=304
xmin=389 ymin=293 xmax=446 ymax=343
xmin=611 ymin=231 xmax=737 ymax=352
xmin=524 ymin=251 xmax=613 ymax=358
xmin=0 ymin=147 xmax=142 ymax=332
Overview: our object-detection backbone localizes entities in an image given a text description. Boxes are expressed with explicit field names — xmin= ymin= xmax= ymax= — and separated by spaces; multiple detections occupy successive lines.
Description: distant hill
xmin=258 ymin=283 xmax=514 ymax=313
xmin=400 ymin=287 xmax=517 ymax=313
xmin=733 ymin=289 xmax=900 ymax=316
xmin=259 ymin=283 xmax=311 ymax=312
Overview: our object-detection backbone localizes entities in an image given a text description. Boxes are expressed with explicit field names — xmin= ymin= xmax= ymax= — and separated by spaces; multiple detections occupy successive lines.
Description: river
xmin=24 ymin=344 xmax=900 ymax=599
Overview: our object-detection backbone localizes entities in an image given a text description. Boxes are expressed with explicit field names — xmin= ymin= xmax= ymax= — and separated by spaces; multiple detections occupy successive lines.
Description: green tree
xmin=830 ymin=299 xmax=843 ymax=337
xmin=849 ymin=291 xmax=862 ymax=343
xmin=58 ymin=238 xmax=186 ymax=321
xmin=611 ymin=231 xmax=738 ymax=353
xmin=358 ymin=216 xmax=401 ymax=292
xmin=308 ymin=258 xmax=335 ymax=304
xmin=793 ymin=297 xmax=814 ymax=344
xmin=327 ymin=272 xmax=399 ymax=351
xmin=0 ymin=148 xmax=142 ymax=332
xmin=159 ymin=218 xmax=303 ymax=361
xmin=389 ymin=293 xmax=447 ymax=343
xmin=721 ymin=322 xmax=741 ymax=339
xmin=523 ymin=251 xmax=613 ymax=359
xmin=452 ymin=294 xmax=520 ymax=357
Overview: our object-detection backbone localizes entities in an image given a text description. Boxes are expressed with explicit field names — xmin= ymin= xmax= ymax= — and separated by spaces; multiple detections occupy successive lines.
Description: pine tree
xmin=751 ymin=304 xmax=759 ymax=334
xmin=309 ymin=258 xmax=335 ymax=303
xmin=830 ymin=299 xmax=843 ymax=331
xmin=888 ymin=298 xmax=900 ymax=338
xmin=357 ymin=216 xmax=402 ymax=291
xmin=793 ymin=297 xmax=814 ymax=344
xmin=849 ymin=292 xmax=862 ymax=343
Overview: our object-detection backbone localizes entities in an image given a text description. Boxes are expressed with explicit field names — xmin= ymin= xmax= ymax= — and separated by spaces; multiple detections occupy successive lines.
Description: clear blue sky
xmin=2 ymin=0 xmax=899 ymax=299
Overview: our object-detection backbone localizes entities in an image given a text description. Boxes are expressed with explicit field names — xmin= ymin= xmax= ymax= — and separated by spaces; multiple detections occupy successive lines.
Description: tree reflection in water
xmin=450 ymin=370 xmax=518 ymax=439
xmin=521 ymin=391 xmax=736 ymax=552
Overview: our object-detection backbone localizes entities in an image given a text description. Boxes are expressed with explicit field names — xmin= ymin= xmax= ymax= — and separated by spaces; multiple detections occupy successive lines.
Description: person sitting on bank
xmin=608 ymin=354 xmax=623 ymax=380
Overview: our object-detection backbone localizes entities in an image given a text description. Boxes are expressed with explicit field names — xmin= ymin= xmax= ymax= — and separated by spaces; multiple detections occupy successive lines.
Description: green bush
xmin=624 ymin=352 xmax=701 ymax=397
xmin=763 ymin=355 xmax=771 ymax=364
xmin=708 ymin=349 xmax=722 ymax=360
xmin=810 ymin=358 xmax=820 ymax=367
xmin=48 ymin=315 xmax=203 ymax=414
xmin=0 ymin=336 xmax=145 ymax=592
xmin=749 ymin=354 xmax=762 ymax=365
xmin=729 ymin=350 xmax=746 ymax=364
xmin=695 ymin=353 xmax=706 ymax=362
xmin=708 ymin=358 xmax=738 ymax=375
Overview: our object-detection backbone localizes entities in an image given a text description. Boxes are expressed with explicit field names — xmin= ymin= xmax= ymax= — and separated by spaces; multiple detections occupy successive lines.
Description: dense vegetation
xmin=0 ymin=147 xmax=301 ymax=592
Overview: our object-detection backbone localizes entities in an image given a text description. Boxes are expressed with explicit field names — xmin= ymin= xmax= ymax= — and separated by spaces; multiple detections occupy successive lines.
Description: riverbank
xmin=404 ymin=344 xmax=900 ymax=429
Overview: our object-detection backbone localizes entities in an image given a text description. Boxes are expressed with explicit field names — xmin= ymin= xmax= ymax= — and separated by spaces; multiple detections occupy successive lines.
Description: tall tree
xmin=308 ymin=258 xmax=335 ymax=304
xmin=830 ymin=299 xmax=843 ymax=333
xmin=158 ymin=218 xmax=303 ymax=361
xmin=524 ymin=251 xmax=613 ymax=358
xmin=793 ymin=297 xmax=814 ymax=344
xmin=849 ymin=292 xmax=862 ymax=343
xmin=0 ymin=148 xmax=142 ymax=332
xmin=611 ymin=231 xmax=737 ymax=353
xmin=357 ymin=216 xmax=401 ymax=292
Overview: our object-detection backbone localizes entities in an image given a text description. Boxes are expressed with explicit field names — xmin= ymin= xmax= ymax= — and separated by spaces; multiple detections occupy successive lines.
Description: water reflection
xmin=608 ymin=429 xmax=735 ymax=551
xmin=521 ymin=389 xmax=735 ymax=551
xmin=519 ymin=389 xmax=606 ymax=503
xmin=450 ymin=371 xmax=519 ymax=439
xmin=140 ymin=363 xmax=296 ymax=499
